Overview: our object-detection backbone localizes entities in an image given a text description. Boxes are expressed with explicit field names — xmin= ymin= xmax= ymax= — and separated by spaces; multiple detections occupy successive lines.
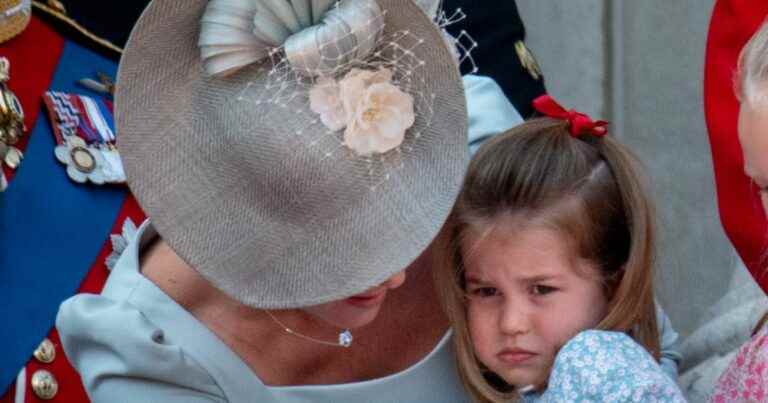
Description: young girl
xmin=711 ymin=17 xmax=768 ymax=403
xmin=434 ymin=96 xmax=686 ymax=402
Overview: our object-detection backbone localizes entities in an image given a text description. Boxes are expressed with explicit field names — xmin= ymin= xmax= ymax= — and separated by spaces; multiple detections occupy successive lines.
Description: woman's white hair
xmin=738 ymin=18 xmax=768 ymax=105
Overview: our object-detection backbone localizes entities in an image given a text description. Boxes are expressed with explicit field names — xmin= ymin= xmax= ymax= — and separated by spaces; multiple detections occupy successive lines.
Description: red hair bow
xmin=532 ymin=95 xmax=608 ymax=138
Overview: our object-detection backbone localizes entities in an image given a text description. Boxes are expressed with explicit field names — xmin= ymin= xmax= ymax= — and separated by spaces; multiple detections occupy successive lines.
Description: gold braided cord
xmin=31 ymin=0 xmax=123 ymax=54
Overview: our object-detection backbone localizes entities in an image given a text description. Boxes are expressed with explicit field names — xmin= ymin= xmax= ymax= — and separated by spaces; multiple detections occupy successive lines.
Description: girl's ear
xmin=603 ymin=265 xmax=626 ymax=303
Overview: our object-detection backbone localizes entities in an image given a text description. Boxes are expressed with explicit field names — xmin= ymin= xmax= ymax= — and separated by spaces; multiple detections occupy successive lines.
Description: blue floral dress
xmin=520 ymin=330 xmax=686 ymax=402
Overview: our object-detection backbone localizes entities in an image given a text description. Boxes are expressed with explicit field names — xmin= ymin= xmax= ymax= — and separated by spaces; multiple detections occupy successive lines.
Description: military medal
xmin=0 ymin=56 xmax=26 ymax=191
xmin=70 ymin=145 xmax=96 ymax=173
xmin=44 ymin=90 xmax=126 ymax=185
xmin=0 ymin=58 xmax=24 ymax=137
xmin=46 ymin=91 xmax=79 ymax=142
xmin=4 ymin=145 xmax=21 ymax=168
xmin=53 ymin=134 xmax=109 ymax=184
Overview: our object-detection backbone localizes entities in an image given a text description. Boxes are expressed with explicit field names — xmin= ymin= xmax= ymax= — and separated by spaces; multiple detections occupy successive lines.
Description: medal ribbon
xmin=71 ymin=95 xmax=99 ymax=144
xmin=79 ymin=95 xmax=114 ymax=143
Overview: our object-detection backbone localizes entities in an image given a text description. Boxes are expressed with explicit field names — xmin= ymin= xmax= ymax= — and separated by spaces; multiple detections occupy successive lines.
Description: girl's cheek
xmin=467 ymin=300 xmax=487 ymax=321
xmin=466 ymin=306 xmax=484 ymax=345
xmin=467 ymin=302 xmax=498 ymax=333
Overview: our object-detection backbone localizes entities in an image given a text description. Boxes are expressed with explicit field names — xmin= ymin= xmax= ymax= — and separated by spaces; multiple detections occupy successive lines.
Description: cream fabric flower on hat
xmin=309 ymin=67 xmax=414 ymax=156
xmin=339 ymin=68 xmax=394 ymax=111
xmin=344 ymin=81 xmax=415 ymax=156
xmin=310 ymin=68 xmax=395 ymax=132
xmin=309 ymin=76 xmax=346 ymax=131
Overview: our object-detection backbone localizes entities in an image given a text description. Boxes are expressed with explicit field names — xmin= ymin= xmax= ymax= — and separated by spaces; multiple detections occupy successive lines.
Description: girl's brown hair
xmin=433 ymin=117 xmax=660 ymax=402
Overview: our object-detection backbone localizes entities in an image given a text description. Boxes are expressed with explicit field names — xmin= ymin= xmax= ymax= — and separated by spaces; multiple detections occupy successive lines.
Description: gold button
xmin=33 ymin=338 xmax=56 ymax=364
xmin=31 ymin=370 xmax=58 ymax=400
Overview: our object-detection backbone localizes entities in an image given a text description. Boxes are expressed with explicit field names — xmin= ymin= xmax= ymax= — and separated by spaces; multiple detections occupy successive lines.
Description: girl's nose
xmin=499 ymin=302 xmax=531 ymax=336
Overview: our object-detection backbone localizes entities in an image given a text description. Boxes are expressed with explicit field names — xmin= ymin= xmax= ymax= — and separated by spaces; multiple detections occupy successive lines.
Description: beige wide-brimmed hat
xmin=116 ymin=0 xmax=467 ymax=308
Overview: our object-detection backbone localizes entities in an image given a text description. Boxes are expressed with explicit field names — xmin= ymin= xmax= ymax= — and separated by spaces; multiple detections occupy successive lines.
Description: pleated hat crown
xmin=116 ymin=0 xmax=468 ymax=308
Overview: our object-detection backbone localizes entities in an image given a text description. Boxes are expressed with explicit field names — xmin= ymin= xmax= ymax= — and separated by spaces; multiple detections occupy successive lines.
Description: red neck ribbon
xmin=532 ymin=95 xmax=609 ymax=138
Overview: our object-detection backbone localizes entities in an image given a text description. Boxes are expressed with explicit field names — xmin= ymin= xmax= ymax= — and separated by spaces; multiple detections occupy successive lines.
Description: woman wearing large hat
xmin=55 ymin=0 xmax=524 ymax=401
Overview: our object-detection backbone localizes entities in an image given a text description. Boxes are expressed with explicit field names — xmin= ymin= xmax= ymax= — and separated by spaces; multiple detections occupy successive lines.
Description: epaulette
xmin=443 ymin=0 xmax=546 ymax=118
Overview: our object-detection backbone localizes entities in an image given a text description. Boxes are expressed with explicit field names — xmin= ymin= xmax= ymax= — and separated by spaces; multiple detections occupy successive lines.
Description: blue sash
xmin=0 ymin=40 xmax=126 ymax=388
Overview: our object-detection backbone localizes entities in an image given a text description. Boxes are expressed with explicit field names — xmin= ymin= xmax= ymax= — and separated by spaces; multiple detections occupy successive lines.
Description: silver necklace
xmin=265 ymin=310 xmax=353 ymax=348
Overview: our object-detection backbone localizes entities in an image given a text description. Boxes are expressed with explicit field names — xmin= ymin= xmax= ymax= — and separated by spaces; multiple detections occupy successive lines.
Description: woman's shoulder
xmin=56 ymin=292 xmax=226 ymax=401
xmin=55 ymin=218 xmax=231 ymax=401
xmin=543 ymin=330 xmax=686 ymax=402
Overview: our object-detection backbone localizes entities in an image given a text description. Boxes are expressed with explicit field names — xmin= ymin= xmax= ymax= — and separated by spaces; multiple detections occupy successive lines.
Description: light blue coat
xmin=56 ymin=76 xmax=682 ymax=402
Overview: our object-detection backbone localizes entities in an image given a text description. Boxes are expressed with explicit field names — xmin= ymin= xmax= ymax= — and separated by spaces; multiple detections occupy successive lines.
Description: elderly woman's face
xmin=302 ymin=270 xmax=407 ymax=329
xmin=739 ymin=102 xmax=768 ymax=215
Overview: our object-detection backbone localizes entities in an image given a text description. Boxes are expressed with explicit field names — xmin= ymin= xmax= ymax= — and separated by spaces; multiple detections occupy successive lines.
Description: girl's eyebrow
xmin=464 ymin=275 xmax=486 ymax=284
xmin=465 ymin=273 xmax=562 ymax=284
xmin=520 ymin=274 xmax=561 ymax=283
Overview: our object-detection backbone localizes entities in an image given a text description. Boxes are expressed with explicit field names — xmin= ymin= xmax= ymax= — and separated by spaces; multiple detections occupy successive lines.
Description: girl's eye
xmin=531 ymin=285 xmax=557 ymax=296
xmin=470 ymin=287 xmax=499 ymax=298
